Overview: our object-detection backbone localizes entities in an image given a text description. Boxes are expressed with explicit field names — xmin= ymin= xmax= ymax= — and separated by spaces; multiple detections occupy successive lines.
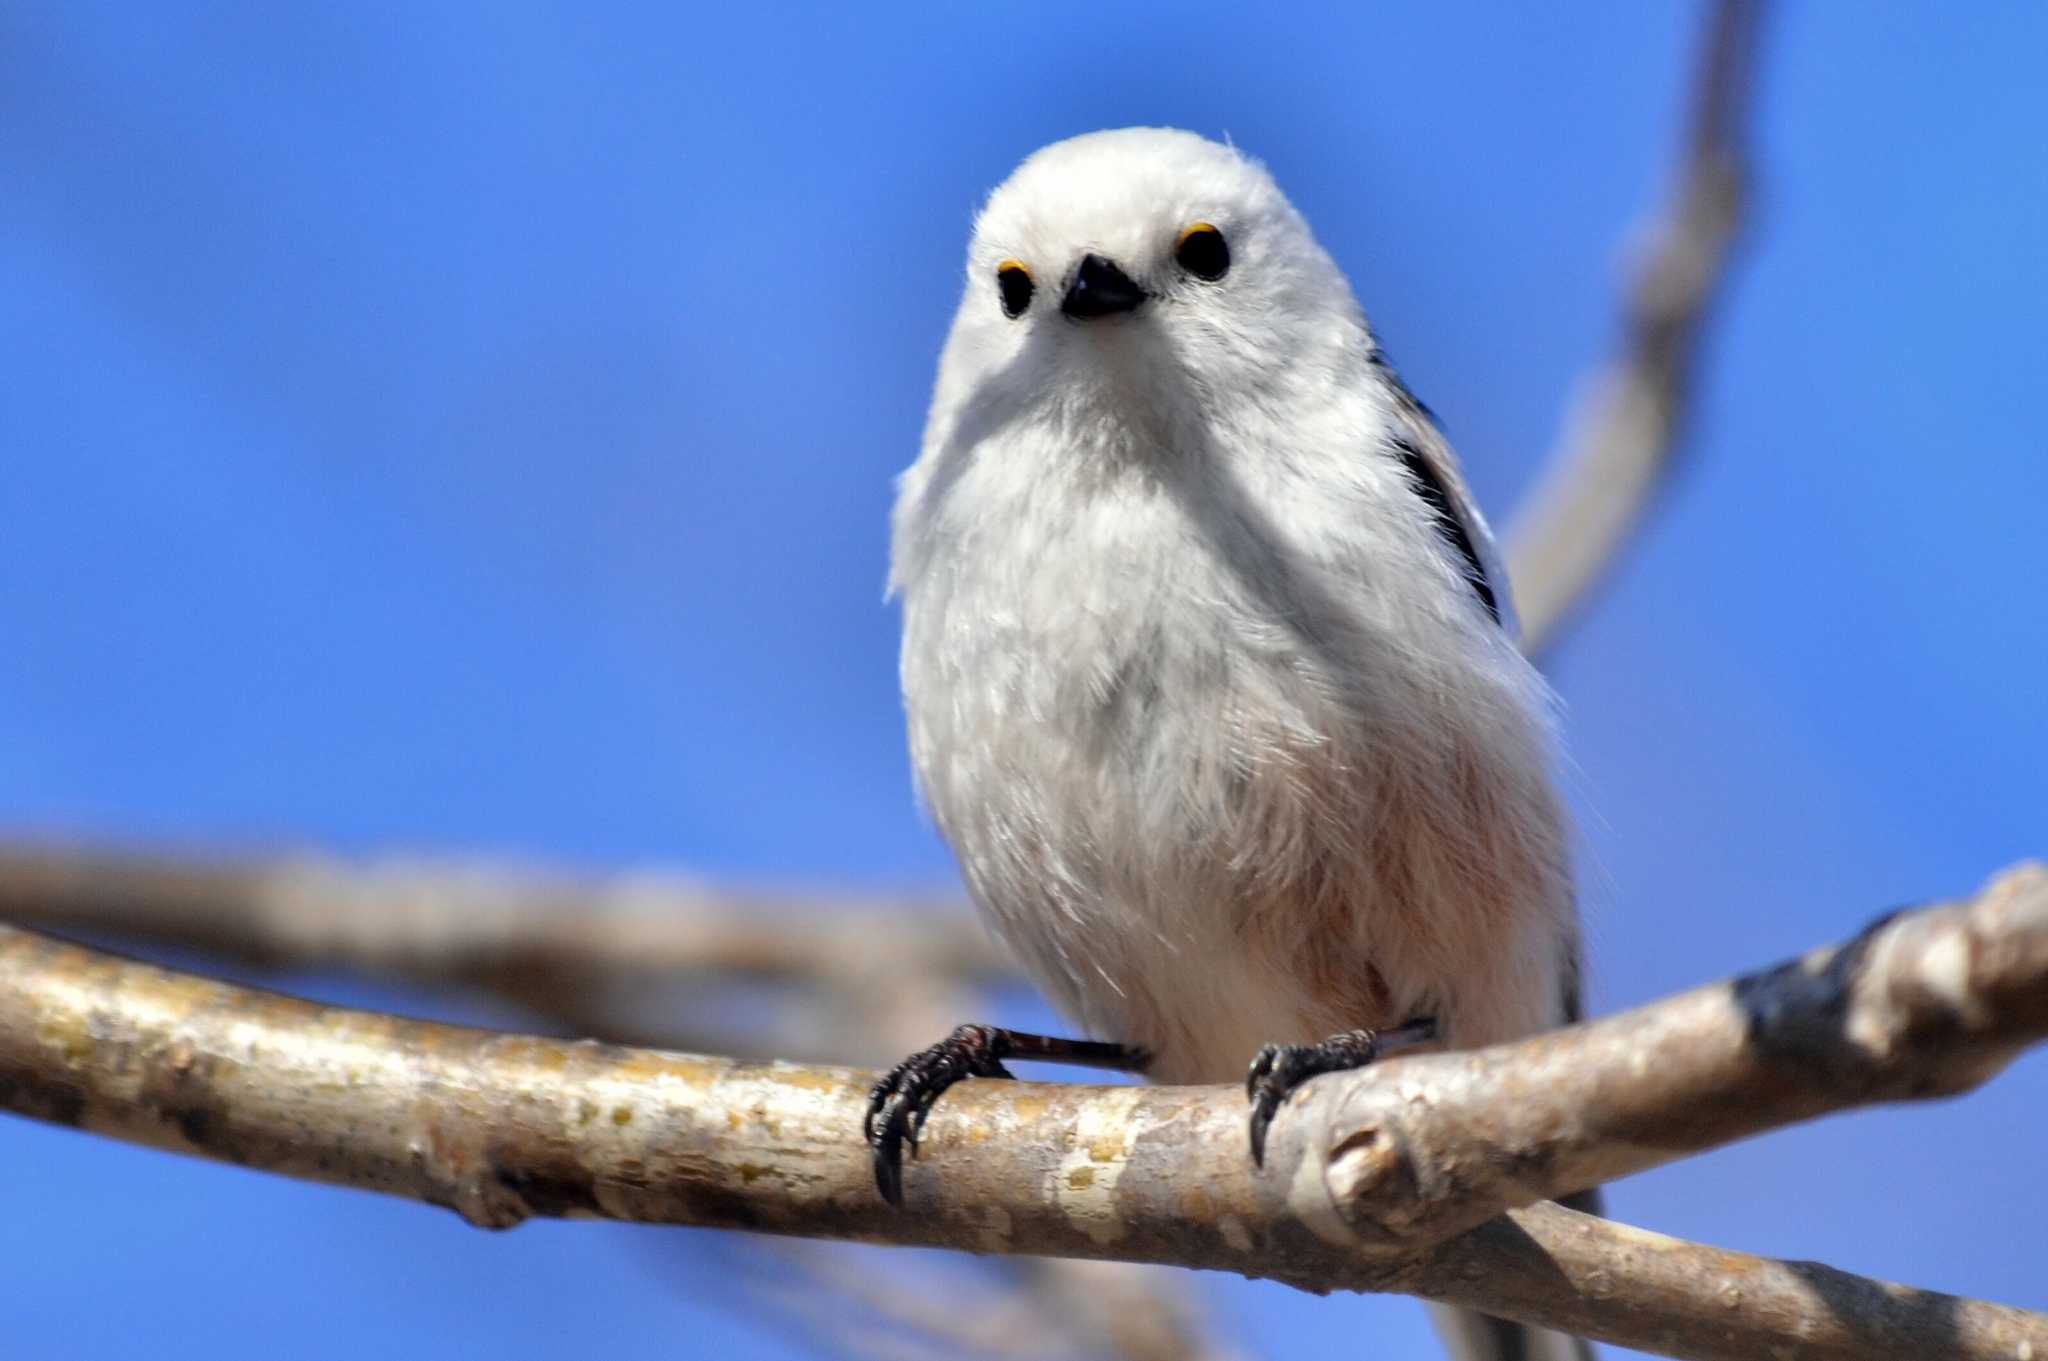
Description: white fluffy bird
xmin=876 ymin=128 xmax=1593 ymax=1361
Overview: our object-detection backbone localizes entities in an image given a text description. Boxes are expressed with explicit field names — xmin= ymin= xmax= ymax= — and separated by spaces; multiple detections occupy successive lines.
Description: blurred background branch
xmin=1503 ymin=0 xmax=1762 ymax=652
xmin=0 ymin=841 xmax=1004 ymax=1054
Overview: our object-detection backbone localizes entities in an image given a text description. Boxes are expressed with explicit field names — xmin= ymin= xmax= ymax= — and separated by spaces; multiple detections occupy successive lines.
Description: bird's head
xmin=940 ymin=127 xmax=1366 ymax=434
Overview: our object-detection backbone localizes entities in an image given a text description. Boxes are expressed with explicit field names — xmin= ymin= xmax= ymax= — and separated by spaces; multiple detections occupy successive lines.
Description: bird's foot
xmin=865 ymin=1024 xmax=1151 ymax=1206
xmin=1245 ymin=1017 xmax=1437 ymax=1166
xmin=865 ymin=1023 xmax=1015 ymax=1206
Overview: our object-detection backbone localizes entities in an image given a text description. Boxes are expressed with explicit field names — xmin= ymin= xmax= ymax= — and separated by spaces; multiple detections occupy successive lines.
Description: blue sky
xmin=2 ymin=4 xmax=2044 ymax=1358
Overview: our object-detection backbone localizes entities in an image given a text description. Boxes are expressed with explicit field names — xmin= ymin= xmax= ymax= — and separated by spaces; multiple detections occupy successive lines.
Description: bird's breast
xmin=896 ymin=429 xmax=1571 ymax=1072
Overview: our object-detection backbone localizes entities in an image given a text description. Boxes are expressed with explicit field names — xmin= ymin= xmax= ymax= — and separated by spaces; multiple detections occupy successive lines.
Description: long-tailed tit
xmin=874 ymin=128 xmax=1594 ymax=1361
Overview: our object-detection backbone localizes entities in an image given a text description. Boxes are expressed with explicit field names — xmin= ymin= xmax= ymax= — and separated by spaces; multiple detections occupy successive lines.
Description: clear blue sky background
xmin=3 ymin=4 xmax=2044 ymax=1358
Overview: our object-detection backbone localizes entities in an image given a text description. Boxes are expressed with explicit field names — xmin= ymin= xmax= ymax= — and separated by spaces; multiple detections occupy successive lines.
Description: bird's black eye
xmin=996 ymin=260 xmax=1034 ymax=318
xmin=1175 ymin=222 xmax=1229 ymax=281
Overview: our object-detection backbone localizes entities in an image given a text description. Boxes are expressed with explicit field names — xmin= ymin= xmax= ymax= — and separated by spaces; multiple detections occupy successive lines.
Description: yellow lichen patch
xmin=35 ymin=1014 xmax=95 ymax=1066
xmin=1009 ymin=1092 xmax=1050 ymax=1122
xmin=762 ymin=1064 xmax=849 ymax=1094
xmin=610 ymin=1105 xmax=633 ymax=1126
xmin=482 ymin=1036 xmax=570 ymax=1075
xmin=1067 ymin=1166 xmax=1095 ymax=1190
xmin=601 ymin=1048 xmax=722 ymax=1088
xmin=576 ymin=1098 xmax=599 ymax=1127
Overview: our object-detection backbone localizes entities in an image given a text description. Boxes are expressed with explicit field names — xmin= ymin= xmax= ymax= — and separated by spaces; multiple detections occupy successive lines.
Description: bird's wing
xmin=1382 ymin=367 xmax=1598 ymax=1360
xmin=1377 ymin=365 xmax=1520 ymax=640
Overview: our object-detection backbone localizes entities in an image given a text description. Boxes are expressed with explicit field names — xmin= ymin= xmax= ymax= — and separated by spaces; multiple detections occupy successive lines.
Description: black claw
xmin=863 ymin=1023 xmax=1015 ymax=1206
xmin=1244 ymin=1019 xmax=1438 ymax=1166
xmin=1245 ymin=1045 xmax=1274 ymax=1101
xmin=1247 ymin=1041 xmax=1335 ymax=1167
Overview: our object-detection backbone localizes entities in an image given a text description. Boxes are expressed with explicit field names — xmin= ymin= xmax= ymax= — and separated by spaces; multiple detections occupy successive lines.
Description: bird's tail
xmin=1423 ymin=1187 xmax=1602 ymax=1361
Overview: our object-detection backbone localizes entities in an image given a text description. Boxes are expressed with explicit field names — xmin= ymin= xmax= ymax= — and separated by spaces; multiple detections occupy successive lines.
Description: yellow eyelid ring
xmin=994 ymin=258 xmax=1037 ymax=318
xmin=1174 ymin=221 xmax=1230 ymax=281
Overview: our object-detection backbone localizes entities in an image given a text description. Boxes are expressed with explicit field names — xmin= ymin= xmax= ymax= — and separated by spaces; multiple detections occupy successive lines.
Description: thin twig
xmin=1504 ymin=0 xmax=1765 ymax=652
xmin=2 ymin=863 xmax=2042 ymax=1361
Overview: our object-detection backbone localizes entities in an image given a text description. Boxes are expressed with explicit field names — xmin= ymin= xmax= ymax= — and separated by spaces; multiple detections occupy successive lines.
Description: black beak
xmin=1061 ymin=254 xmax=1148 ymax=319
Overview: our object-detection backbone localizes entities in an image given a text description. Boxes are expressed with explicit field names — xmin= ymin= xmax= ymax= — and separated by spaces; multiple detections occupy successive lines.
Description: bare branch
xmin=1298 ymin=861 xmax=2048 ymax=1253
xmin=1412 ymin=1202 xmax=2047 ymax=1361
xmin=0 ymin=841 xmax=1003 ymax=984
xmin=0 ymin=840 xmax=1011 ymax=1057
xmin=0 ymin=839 xmax=1222 ymax=1361
xmin=1504 ymin=0 xmax=1766 ymax=652
xmin=3 ymin=863 xmax=2043 ymax=1361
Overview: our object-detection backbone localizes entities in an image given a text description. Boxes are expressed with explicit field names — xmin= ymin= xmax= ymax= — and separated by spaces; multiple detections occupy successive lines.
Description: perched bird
xmin=875 ymin=127 xmax=1593 ymax=1361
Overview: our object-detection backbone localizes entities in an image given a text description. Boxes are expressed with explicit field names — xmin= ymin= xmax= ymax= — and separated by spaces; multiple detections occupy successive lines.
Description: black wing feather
xmin=1391 ymin=435 xmax=1501 ymax=626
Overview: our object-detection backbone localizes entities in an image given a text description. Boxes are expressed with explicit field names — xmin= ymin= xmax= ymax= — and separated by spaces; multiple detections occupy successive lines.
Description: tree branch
xmin=3 ymin=862 xmax=2042 ymax=1361
xmin=1504 ymin=0 xmax=1765 ymax=652
xmin=0 ymin=841 xmax=1004 ymax=985
xmin=0 ymin=842 xmax=1230 ymax=1361
xmin=0 ymin=840 xmax=1014 ymax=1056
